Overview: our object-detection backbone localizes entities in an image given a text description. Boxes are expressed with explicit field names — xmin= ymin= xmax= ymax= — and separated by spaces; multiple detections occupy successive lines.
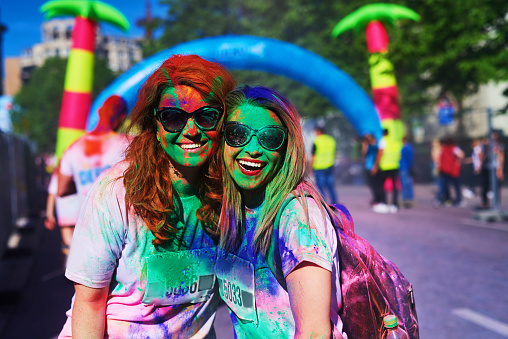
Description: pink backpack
xmin=330 ymin=204 xmax=419 ymax=338
xmin=272 ymin=200 xmax=420 ymax=338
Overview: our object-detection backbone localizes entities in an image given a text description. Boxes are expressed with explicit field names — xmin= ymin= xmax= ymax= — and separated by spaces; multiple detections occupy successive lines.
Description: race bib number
xmin=215 ymin=252 xmax=257 ymax=324
xmin=142 ymin=248 xmax=216 ymax=306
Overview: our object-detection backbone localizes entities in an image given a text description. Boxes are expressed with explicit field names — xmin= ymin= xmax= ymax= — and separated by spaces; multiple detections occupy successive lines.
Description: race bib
xmin=142 ymin=248 xmax=216 ymax=306
xmin=215 ymin=252 xmax=257 ymax=324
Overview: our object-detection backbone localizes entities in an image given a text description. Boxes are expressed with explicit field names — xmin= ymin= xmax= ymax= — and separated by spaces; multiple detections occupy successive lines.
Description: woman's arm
xmin=72 ymin=283 xmax=110 ymax=338
xmin=58 ymin=173 xmax=77 ymax=197
xmin=287 ymin=261 xmax=332 ymax=339
xmin=44 ymin=193 xmax=56 ymax=230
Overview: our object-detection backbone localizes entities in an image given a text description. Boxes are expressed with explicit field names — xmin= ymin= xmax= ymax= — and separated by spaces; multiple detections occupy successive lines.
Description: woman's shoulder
xmin=278 ymin=193 xmax=326 ymax=225
xmin=282 ymin=193 xmax=321 ymax=209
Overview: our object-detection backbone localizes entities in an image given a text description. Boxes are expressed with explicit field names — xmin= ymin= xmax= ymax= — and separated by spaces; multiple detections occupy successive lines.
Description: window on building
xmin=66 ymin=26 xmax=72 ymax=39
xmin=21 ymin=66 xmax=36 ymax=85
xmin=53 ymin=27 xmax=59 ymax=40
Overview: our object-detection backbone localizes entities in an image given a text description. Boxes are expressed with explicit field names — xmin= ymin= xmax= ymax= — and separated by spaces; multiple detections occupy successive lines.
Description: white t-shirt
xmin=59 ymin=132 xmax=131 ymax=197
xmin=59 ymin=161 xmax=219 ymax=338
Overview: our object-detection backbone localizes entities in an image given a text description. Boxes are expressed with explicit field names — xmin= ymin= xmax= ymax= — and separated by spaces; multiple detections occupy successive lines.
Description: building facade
xmin=5 ymin=18 xmax=143 ymax=95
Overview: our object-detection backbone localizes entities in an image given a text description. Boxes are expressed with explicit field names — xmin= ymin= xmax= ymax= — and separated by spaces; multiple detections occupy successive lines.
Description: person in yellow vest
xmin=310 ymin=126 xmax=338 ymax=204
xmin=374 ymin=128 xmax=402 ymax=213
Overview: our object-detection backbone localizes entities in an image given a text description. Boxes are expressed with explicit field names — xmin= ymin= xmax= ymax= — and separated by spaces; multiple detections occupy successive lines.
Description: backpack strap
xmin=329 ymin=204 xmax=356 ymax=237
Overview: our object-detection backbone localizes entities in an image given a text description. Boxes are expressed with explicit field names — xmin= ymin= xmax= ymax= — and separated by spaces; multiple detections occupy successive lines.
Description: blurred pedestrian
xmin=462 ymin=138 xmax=482 ymax=199
xmin=435 ymin=137 xmax=464 ymax=206
xmin=479 ymin=131 xmax=505 ymax=208
xmin=377 ymin=128 xmax=401 ymax=213
xmin=362 ymin=134 xmax=383 ymax=207
xmin=430 ymin=138 xmax=441 ymax=190
xmin=58 ymin=95 xmax=131 ymax=199
xmin=57 ymin=95 xmax=131 ymax=255
xmin=400 ymin=136 xmax=415 ymax=208
xmin=310 ymin=126 xmax=338 ymax=204
xmin=493 ymin=131 xmax=505 ymax=203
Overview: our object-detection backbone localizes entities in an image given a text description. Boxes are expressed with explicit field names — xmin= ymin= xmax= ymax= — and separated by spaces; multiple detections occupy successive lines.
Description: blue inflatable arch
xmin=88 ymin=35 xmax=381 ymax=138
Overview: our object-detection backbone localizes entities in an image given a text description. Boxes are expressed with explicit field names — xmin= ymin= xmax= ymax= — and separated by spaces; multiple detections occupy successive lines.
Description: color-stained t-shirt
xmin=215 ymin=197 xmax=346 ymax=339
xmin=59 ymin=132 xmax=131 ymax=197
xmin=59 ymin=161 xmax=219 ymax=339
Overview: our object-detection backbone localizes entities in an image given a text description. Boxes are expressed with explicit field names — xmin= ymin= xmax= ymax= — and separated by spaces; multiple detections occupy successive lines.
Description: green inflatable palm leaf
xmin=41 ymin=0 xmax=129 ymax=32
xmin=332 ymin=3 xmax=420 ymax=38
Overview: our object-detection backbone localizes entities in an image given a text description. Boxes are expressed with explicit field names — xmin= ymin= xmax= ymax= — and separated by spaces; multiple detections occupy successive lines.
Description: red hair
xmin=122 ymin=55 xmax=235 ymax=245
xmin=99 ymin=95 xmax=127 ymax=121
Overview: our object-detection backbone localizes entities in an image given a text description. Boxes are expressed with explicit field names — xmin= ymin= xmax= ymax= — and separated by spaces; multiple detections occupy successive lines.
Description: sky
xmin=1 ymin=0 xmax=166 ymax=58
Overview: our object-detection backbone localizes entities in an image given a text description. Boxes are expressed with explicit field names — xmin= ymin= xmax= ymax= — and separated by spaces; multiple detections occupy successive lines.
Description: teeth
xmin=180 ymin=143 xmax=201 ymax=149
xmin=239 ymin=160 xmax=263 ymax=168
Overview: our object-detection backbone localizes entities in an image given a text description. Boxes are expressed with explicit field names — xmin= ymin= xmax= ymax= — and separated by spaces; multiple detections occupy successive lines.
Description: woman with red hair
xmin=59 ymin=54 xmax=235 ymax=338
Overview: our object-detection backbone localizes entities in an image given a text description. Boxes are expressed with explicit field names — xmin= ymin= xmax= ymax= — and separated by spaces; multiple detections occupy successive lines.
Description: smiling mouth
xmin=238 ymin=159 xmax=266 ymax=172
xmin=179 ymin=142 xmax=203 ymax=150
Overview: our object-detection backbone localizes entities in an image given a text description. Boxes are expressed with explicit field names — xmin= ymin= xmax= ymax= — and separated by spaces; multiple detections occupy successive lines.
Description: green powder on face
xmin=161 ymin=68 xmax=172 ymax=85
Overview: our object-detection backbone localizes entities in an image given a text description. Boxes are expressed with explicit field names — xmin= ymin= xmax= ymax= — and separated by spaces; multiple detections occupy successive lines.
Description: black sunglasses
xmin=154 ymin=106 xmax=223 ymax=133
xmin=224 ymin=122 xmax=287 ymax=151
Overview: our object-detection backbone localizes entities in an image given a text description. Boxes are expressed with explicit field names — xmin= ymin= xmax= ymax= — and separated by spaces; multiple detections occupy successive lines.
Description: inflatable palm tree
xmin=332 ymin=3 xmax=419 ymax=141
xmin=41 ymin=0 xmax=129 ymax=160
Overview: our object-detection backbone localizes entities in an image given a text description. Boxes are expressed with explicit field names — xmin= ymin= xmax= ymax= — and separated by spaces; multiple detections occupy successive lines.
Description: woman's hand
xmin=287 ymin=261 xmax=332 ymax=339
xmin=72 ymin=283 xmax=109 ymax=338
xmin=44 ymin=216 xmax=56 ymax=231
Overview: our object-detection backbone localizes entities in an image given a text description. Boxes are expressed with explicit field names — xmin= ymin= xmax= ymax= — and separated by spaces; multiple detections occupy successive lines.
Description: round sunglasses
xmin=154 ymin=105 xmax=223 ymax=133
xmin=224 ymin=122 xmax=287 ymax=151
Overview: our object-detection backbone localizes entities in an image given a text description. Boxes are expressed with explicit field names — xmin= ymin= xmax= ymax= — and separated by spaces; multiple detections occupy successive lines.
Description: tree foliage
xmin=10 ymin=57 xmax=116 ymax=153
xmin=389 ymin=0 xmax=508 ymax=116
xmin=150 ymin=0 xmax=508 ymax=122
xmin=152 ymin=0 xmax=372 ymax=117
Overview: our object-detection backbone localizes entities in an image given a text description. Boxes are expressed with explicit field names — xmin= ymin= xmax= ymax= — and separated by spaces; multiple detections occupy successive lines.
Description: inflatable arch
xmin=88 ymin=35 xmax=381 ymax=138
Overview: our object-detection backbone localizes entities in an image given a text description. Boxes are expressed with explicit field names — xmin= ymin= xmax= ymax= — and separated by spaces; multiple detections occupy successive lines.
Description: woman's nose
xmin=181 ymin=117 xmax=199 ymax=137
xmin=244 ymin=136 xmax=262 ymax=155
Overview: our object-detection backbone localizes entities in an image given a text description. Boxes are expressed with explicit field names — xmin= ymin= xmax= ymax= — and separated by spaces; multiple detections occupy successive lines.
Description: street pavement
xmin=0 ymin=184 xmax=507 ymax=339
